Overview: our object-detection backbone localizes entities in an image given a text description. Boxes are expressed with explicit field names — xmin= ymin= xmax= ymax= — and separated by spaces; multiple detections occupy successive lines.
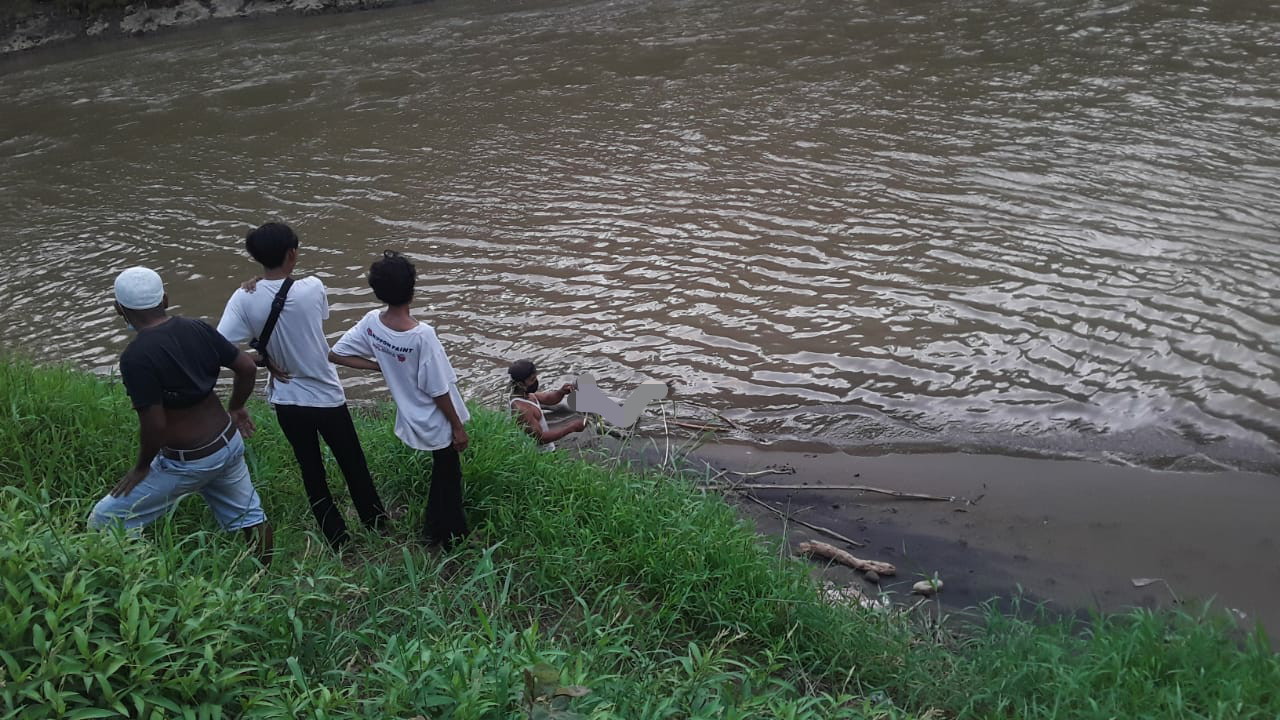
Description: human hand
xmin=452 ymin=426 xmax=470 ymax=452
xmin=574 ymin=416 xmax=589 ymax=433
xmin=111 ymin=466 xmax=149 ymax=498
xmin=229 ymin=407 xmax=256 ymax=439
xmin=265 ymin=358 xmax=292 ymax=383
xmin=241 ymin=276 xmax=263 ymax=293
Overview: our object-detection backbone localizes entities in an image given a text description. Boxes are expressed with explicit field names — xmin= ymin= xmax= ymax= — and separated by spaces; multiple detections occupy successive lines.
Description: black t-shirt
xmin=119 ymin=316 xmax=240 ymax=410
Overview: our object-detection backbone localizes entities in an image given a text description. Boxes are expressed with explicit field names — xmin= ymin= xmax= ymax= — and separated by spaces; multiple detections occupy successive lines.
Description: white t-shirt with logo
xmin=331 ymin=309 xmax=470 ymax=451
xmin=216 ymin=276 xmax=347 ymax=408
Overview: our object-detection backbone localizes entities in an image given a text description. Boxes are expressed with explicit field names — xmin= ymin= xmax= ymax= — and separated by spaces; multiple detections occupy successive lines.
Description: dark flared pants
xmin=425 ymin=445 xmax=467 ymax=548
xmin=274 ymin=403 xmax=387 ymax=549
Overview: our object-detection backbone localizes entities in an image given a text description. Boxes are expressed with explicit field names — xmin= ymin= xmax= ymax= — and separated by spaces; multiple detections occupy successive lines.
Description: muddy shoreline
xmin=687 ymin=443 xmax=1280 ymax=637
xmin=560 ymin=423 xmax=1278 ymax=637
xmin=1 ymin=0 xmax=432 ymax=55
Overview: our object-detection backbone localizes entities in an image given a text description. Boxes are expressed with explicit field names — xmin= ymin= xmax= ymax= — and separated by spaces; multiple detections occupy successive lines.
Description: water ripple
xmin=0 ymin=0 xmax=1277 ymax=471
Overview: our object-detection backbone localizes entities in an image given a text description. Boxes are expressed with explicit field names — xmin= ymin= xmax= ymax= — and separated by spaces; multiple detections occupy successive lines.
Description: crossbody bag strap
xmin=250 ymin=277 xmax=294 ymax=366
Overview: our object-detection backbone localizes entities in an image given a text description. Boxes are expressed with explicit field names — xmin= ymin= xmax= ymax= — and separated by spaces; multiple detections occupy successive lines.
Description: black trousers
xmin=425 ymin=445 xmax=467 ymax=548
xmin=275 ymin=403 xmax=387 ymax=549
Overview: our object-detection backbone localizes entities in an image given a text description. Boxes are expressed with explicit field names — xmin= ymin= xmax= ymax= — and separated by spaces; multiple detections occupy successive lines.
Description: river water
xmin=1 ymin=0 xmax=1278 ymax=471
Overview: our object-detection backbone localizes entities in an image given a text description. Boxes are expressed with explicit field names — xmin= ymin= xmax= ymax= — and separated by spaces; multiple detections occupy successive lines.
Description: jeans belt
xmin=161 ymin=423 xmax=236 ymax=462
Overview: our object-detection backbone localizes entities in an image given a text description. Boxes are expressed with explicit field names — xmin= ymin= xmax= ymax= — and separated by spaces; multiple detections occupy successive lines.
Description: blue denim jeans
xmin=89 ymin=433 xmax=266 ymax=532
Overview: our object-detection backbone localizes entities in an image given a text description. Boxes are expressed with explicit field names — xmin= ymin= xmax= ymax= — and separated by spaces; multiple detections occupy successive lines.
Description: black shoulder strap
xmin=250 ymin=278 xmax=294 ymax=363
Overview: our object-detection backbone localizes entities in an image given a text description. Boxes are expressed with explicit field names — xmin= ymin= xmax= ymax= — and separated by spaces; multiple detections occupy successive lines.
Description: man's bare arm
xmin=329 ymin=351 xmax=382 ymax=372
xmin=227 ymin=351 xmax=258 ymax=438
xmin=432 ymin=392 xmax=469 ymax=452
xmin=514 ymin=403 xmax=585 ymax=444
xmin=112 ymin=405 xmax=166 ymax=497
xmin=541 ymin=417 xmax=587 ymax=443
xmin=133 ymin=405 xmax=166 ymax=472
xmin=532 ymin=383 xmax=574 ymax=406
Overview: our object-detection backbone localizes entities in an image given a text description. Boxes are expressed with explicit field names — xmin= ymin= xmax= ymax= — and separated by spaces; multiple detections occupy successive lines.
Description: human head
xmin=508 ymin=358 xmax=538 ymax=395
xmin=369 ymin=250 xmax=415 ymax=306
xmin=113 ymin=267 xmax=168 ymax=325
xmin=245 ymin=222 xmax=299 ymax=270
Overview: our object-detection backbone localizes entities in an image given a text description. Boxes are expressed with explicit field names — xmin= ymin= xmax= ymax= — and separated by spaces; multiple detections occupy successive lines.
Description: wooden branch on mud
xmin=797 ymin=540 xmax=897 ymax=576
xmin=723 ymin=466 xmax=796 ymax=480
xmin=670 ymin=420 xmax=733 ymax=432
xmin=711 ymin=411 xmax=738 ymax=429
xmin=735 ymin=483 xmax=953 ymax=502
xmin=740 ymin=493 xmax=865 ymax=548
xmin=670 ymin=399 xmax=740 ymax=430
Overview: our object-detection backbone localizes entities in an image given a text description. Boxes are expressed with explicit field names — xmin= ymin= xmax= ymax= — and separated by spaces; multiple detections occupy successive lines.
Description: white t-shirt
xmin=331 ymin=309 xmax=470 ymax=451
xmin=216 ymin=276 xmax=347 ymax=408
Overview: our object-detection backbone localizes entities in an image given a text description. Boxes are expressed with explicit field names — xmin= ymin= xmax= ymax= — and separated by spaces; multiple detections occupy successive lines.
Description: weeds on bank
xmin=2 ymin=360 xmax=1278 ymax=719
xmin=3 ymin=0 xmax=157 ymax=25
xmin=926 ymin=599 xmax=1280 ymax=718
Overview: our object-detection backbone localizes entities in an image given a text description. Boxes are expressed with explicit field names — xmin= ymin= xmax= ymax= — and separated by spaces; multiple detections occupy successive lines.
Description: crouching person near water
xmin=508 ymin=359 xmax=587 ymax=451
xmin=329 ymin=251 xmax=471 ymax=550
xmin=90 ymin=268 xmax=273 ymax=563
xmin=218 ymin=222 xmax=389 ymax=551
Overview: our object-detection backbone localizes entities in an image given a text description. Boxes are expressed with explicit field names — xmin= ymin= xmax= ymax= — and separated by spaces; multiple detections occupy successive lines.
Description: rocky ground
xmin=1 ymin=0 xmax=427 ymax=55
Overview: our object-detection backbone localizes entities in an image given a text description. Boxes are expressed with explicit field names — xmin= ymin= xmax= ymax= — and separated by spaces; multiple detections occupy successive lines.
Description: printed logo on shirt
xmin=367 ymin=329 xmax=416 ymax=358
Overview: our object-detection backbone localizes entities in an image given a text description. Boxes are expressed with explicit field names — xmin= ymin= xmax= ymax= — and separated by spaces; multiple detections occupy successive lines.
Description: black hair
xmin=369 ymin=250 xmax=415 ymax=306
xmin=245 ymin=222 xmax=299 ymax=269
xmin=508 ymin=359 xmax=537 ymax=384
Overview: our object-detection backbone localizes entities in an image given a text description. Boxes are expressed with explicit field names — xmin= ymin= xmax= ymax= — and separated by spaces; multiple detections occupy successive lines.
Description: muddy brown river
xmin=1 ymin=0 xmax=1278 ymax=472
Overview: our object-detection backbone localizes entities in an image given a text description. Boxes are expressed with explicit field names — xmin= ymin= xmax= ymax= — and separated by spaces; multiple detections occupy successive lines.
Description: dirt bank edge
xmin=2 ymin=0 xmax=433 ymax=56
xmin=688 ymin=442 xmax=1280 ymax=638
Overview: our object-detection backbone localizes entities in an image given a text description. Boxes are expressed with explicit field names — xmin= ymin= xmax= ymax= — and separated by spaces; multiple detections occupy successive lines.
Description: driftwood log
xmin=738 ymin=483 xmax=953 ymax=502
xmin=797 ymin=540 xmax=896 ymax=576
xmin=670 ymin=420 xmax=732 ymax=432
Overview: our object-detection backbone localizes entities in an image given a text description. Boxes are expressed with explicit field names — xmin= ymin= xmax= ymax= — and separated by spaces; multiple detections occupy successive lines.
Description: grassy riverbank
xmin=2 ymin=361 xmax=1277 ymax=718
xmin=3 ymin=0 xmax=129 ymax=23
xmin=3 ymin=0 xmax=418 ymax=55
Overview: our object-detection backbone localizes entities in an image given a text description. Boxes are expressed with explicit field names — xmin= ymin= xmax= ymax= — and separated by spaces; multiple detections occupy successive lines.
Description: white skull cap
xmin=113 ymin=267 xmax=165 ymax=310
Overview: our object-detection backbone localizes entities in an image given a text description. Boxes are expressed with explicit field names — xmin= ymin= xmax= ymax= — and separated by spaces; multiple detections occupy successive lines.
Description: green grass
xmin=1 ymin=359 xmax=1277 ymax=719
xmin=5 ymin=0 xmax=166 ymax=21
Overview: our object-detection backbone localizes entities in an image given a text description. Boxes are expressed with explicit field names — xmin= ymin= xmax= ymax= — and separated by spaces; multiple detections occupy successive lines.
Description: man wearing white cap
xmin=89 ymin=267 xmax=274 ymax=562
